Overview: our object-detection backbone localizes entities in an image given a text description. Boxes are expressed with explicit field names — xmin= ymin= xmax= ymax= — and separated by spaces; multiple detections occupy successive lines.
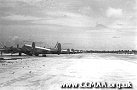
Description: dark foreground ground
xmin=0 ymin=53 xmax=137 ymax=90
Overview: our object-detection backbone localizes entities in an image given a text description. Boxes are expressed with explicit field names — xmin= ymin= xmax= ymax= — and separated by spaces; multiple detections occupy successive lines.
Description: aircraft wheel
xmin=42 ymin=54 xmax=46 ymax=57
xmin=28 ymin=53 xmax=33 ymax=56
xmin=1 ymin=51 xmax=2 ymax=56
xmin=35 ymin=53 xmax=39 ymax=56
xmin=19 ymin=52 xmax=22 ymax=56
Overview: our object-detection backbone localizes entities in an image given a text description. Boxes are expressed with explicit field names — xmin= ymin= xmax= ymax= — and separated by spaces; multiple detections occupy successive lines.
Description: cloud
xmin=78 ymin=6 xmax=92 ymax=15
xmin=12 ymin=36 xmax=19 ymax=41
xmin=1 ymin=11 xmax=96 ymax=27
xmin=0 ymin=0 xmax=42 ymax=4
xmin=106 ymin=7 xmax=123 ymax=17
xmin=107 ymin=14 xmax=137 ymax=30
xmin=1 ymin=14 xmax=41 ymax=21
xmin=95 ymin=24 xmax=108 ymax=29
xmin=112 ymin=36 xmax=120 ymax=38
xmin=32 ymin=11 xmax=96 ymax=27
xmin=0 ymin=0 xmax=61 ymax=9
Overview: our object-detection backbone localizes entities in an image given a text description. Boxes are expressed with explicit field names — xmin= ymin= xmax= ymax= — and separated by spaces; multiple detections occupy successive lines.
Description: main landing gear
xmin=42 ymin=54 xmax=46 ymax=57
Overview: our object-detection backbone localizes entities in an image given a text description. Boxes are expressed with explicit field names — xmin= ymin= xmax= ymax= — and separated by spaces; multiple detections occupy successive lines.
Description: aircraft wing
xmin=24 ymin=44 xmax=51 ymax=51
xmin=35 ymin=46 xmax=51 ymax=51
xmin=23 ymin=42 xmax=61 ymax=55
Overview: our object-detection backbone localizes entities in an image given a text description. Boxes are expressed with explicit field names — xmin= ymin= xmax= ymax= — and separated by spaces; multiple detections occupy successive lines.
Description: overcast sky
xmin=0 ymin=0 xmax=137 ymax=50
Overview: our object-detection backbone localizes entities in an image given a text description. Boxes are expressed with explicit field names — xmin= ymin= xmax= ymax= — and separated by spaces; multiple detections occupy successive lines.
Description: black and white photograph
xmin=0 ymin=0 xmax=137 ymax=90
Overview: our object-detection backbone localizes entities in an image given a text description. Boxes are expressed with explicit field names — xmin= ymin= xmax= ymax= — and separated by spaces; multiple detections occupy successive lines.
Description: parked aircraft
xmin=0 ymin=42 xmax=20 ymax=56
xmin=20 ymin=42 xmax=61 ymax=56
xmin=61 ymin=49 xmax=82 ymax=54
xmin=61 ymin=49 xmax=70 ymax=54
xmin=0 ymin=41 xmax=83 ymax=56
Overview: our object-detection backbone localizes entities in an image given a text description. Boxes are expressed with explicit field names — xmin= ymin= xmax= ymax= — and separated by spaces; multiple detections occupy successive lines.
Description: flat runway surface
xmin=0 ymin=54 xmax=137 ymax=90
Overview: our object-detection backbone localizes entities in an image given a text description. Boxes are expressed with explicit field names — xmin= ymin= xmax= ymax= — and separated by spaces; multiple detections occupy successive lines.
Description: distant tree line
xmin=84 ymin=50 xmax=137 ymax=54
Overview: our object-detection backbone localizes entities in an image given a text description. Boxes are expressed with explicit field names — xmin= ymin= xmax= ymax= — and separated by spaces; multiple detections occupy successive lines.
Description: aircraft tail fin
xmin=0 ymin=42 xmax=3 ymax=48
xmin=55 ymin=42 xmax=61 ymax=55
xmin=17 ymin=44 xmax=19 ymax=48
xmin=57 ymin=43 xmax=61 ymax=55
xmin=32 ymin=42 xmax=36 ymax=55
xmin=32 ymin=42 xmax=35 ymax=49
